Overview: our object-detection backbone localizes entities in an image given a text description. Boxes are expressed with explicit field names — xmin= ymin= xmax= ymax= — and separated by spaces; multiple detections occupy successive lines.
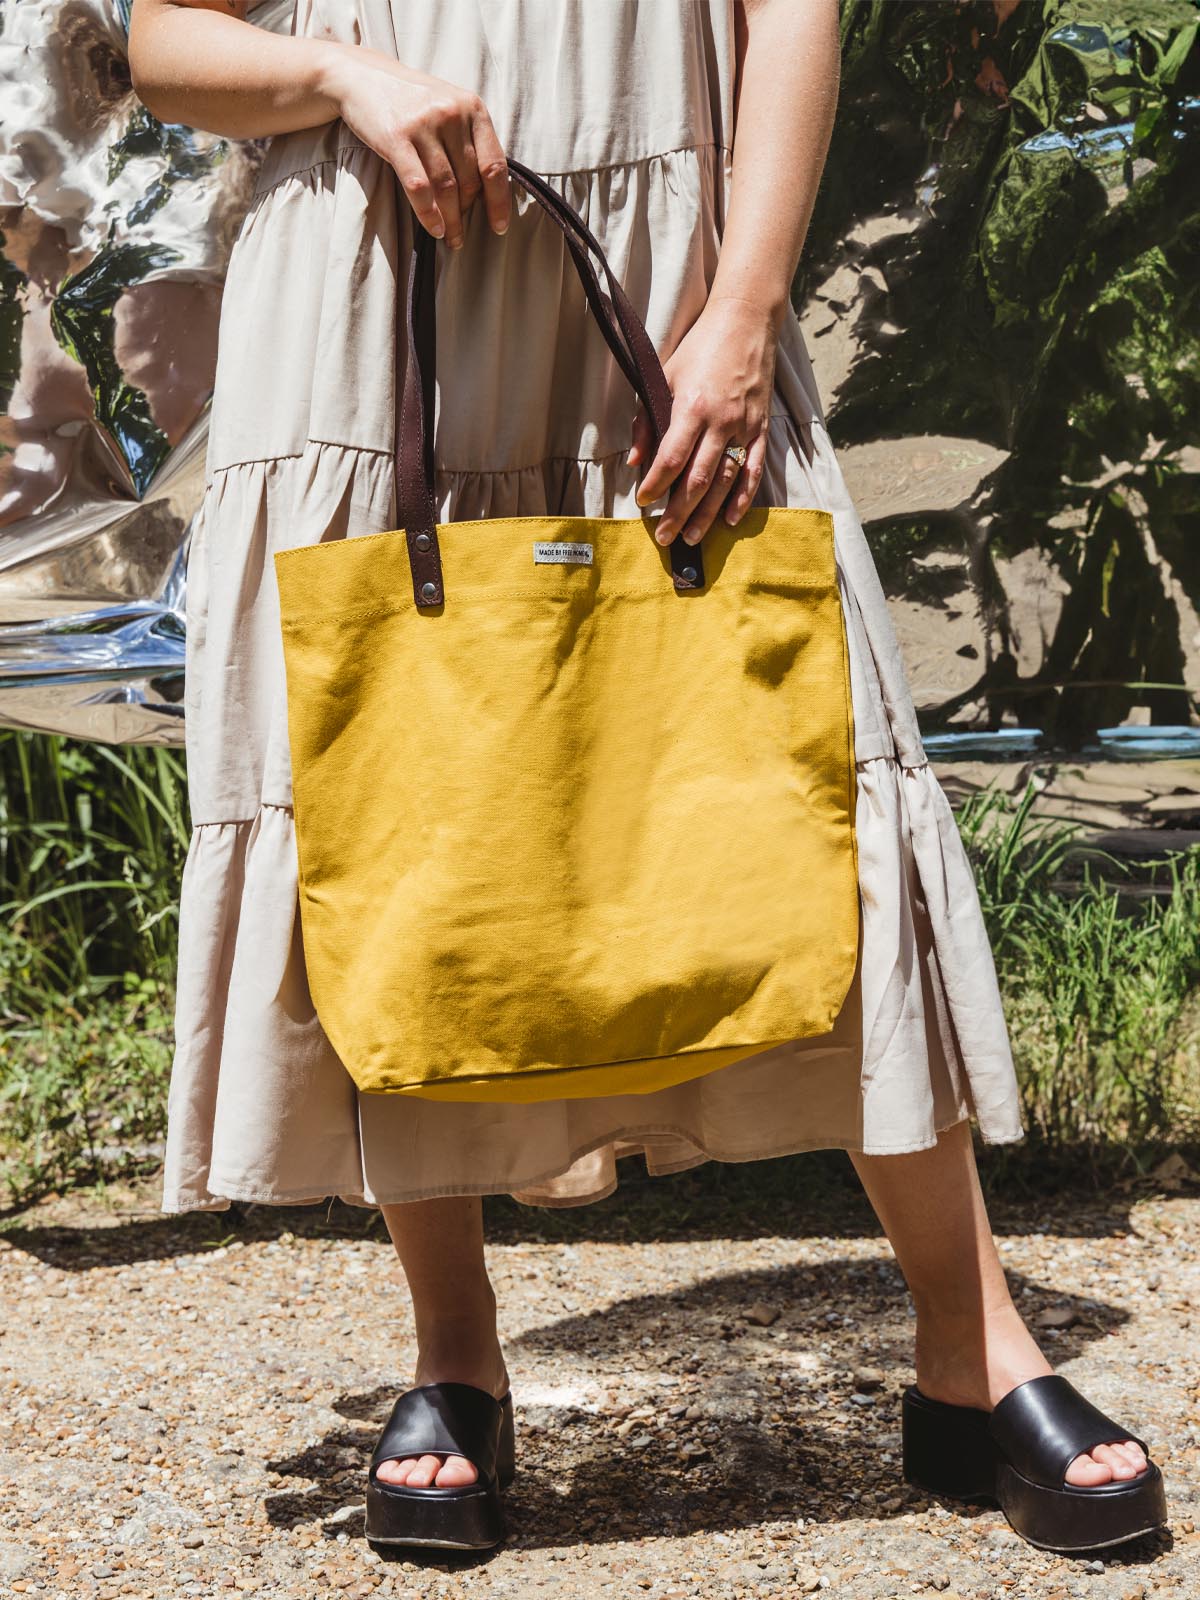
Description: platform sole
xmin=901 ymin=1383 xmax=1169 ymax=1554
xmin=365 ymin=1478 xmax=508 ymax=1551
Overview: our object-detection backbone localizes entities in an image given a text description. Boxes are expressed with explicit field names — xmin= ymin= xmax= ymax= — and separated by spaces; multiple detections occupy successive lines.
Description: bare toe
xmin=1092 ymin=1442 xmax=1145 ymax=1479
xmin=1114 ymin=1440 xmax=1149 ymax=1474
xmin=376 ymin=1457 xmax=415 ymax=1486
xmin=1064 ymin=1450 xmax=1116 ymax=1486
xmin=434 ymin=1454 xmax=479 ymax=1487
xmin=1091 ymin=1444 xmax=1134 ymax=1479
xmin=407 ymin=1453 xmax=447 ymax=1489
xmin=1064 ymin=1440 xmax=1151 ymax=1486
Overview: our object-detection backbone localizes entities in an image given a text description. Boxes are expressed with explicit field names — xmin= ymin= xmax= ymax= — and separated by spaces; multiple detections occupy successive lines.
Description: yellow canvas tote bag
xmin=274 ymin=159 xmax=859 ymax=1105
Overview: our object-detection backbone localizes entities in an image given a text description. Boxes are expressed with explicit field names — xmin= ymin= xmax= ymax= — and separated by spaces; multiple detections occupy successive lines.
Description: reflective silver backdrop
xmin=0 ymin=0 xmax=290 ymax=743
xmin=2 ymin=1 xmax=1196 ymax=749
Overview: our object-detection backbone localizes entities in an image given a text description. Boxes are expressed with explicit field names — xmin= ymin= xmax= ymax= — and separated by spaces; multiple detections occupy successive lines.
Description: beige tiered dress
xmin=161 ymin=0 xmax=1026 ymax=1214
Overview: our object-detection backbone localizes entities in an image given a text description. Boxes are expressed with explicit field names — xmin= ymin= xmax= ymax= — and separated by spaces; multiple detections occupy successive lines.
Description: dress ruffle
xmin=206 ymin=137 xmax=737 ymax=479
xmin=163 ymin=755 xmax=1023 ymax=1215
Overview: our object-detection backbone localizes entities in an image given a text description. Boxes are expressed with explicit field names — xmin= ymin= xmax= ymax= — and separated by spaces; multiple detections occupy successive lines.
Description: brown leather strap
xmin=394 ymin=157 xmax=706 ymax=607
xmin=398 ymin=225 xmax=444 ymax=605
xmin=504 ymin=162 xmax=675 ymax=444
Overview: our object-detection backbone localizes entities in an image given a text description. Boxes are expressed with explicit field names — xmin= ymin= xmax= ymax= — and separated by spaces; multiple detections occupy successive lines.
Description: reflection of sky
xmin=1020 ymin=121 xmax=1136 ymax=160
xmin=926 ymin=728 xmax=1200 ymax=761
xmin=114 ymin=421 xmax=166 ymax=497
xmin=1019 ymin=96 xmax=1200 ymax=163
xmin=1048 ymin=22 xmax=1133 ymax=59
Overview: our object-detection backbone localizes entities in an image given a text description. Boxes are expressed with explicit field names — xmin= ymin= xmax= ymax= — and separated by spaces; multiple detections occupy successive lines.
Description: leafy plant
xmin=0 ymin=731 xmax=187 ymax=1012
xmin=0 ymin=962 xmax=173 ymax=1206
xmin=958 ymin=779 xmax=1200 ymax=1152
xmin=1 ymin=735 xmax=1197 ymax=1204
xmin=809 ymin=0 xmax=1200 ymax=744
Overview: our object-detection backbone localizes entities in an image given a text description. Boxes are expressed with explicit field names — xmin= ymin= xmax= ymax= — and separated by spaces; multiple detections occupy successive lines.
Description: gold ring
xmin=722 ymin=443 xmax=748 ymax=469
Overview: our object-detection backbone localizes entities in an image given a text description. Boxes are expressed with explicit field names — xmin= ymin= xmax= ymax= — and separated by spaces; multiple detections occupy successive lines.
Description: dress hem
xmin=160 ymin=1108 xmax=1027 ymax=1216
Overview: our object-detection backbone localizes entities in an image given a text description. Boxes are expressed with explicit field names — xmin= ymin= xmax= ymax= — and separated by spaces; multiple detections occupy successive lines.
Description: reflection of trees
xmin=805 ymin=0 xmax=1200 ymax=742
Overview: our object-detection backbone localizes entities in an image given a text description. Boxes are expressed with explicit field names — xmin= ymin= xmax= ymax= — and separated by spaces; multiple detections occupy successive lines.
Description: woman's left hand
xmin=627 ymin=294 xmax=778 ymax=546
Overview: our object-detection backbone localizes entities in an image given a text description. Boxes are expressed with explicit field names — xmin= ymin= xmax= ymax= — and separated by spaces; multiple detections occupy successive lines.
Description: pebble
xmin=1034 ymin=1304 xmax=1081 ymax=1329
xmin=0 ymin=1180 xmax=1191 ymax=1599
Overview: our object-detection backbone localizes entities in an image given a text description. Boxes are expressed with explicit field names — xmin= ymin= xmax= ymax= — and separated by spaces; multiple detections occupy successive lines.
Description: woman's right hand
xmin=129 ymin=5 xmax=510 ymax=240
xmin=321 ymin=47 xmax=511 ymax=247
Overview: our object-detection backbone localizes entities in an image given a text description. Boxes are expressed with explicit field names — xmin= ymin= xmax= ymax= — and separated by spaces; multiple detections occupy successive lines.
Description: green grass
xmin=0 ymin=971 xmax=173 ymax=1206
xmin=1 ymin=728 xmax=1198 ymax=1207
xmin=957 ymin=785 xmax=1200 ymax=1155
xmin=0 ymin=731 xmax=187 ymax=1008
xmin=0 ymin=732 xmax=186 ymax=1204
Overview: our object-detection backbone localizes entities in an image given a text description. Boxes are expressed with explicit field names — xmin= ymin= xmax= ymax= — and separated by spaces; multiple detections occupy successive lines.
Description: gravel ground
xmin=1 ymin=1162 xmax=1197 ymax=1600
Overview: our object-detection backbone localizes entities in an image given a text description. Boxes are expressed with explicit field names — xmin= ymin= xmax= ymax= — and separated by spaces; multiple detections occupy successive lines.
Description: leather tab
xmin=405 ymin=527 xmax=443 ymax=608
xmin=986 ymin=1374 xmax=1149 ymax=1489
xmin=669 ymin=536 xmax=706 ymax=590
xmin=370 ymin=1383 xmax=509 ymax=1487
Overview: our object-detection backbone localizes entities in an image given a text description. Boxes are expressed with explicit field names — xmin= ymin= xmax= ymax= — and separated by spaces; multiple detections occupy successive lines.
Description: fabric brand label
xmin=533 ymin=541 xmax=593 ymax=566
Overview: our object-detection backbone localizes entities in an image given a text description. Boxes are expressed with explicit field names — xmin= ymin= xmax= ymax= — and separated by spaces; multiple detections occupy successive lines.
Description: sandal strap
xmin=369 ymin=1383 xmax=509 ymax=1485
xmin=987 ymin=1374 xmax=1149 ymax=1489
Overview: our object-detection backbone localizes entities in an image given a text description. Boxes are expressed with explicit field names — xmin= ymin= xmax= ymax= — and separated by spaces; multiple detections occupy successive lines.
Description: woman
xmin=128 ymin=0 xmax=1167 ymax=1557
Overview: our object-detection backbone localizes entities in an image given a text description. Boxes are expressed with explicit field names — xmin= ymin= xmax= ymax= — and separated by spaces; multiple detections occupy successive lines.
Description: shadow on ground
xmin=254 ymin=1256 xmax=1168 ymax=1565
xmin=3 ymin=1140 xmax=1187 ymax=1270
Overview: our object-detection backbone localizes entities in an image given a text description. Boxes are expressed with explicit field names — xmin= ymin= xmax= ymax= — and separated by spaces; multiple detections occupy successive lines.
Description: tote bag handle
xmin=394 ymin=155 xmax=706 ymax=608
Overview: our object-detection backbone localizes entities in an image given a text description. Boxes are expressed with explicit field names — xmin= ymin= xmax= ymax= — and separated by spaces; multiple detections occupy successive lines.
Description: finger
xmin=654 ymin=427 xmax=731 ymax=546
xmin=412 ymin=132 xmax=465 ymax=248
xmin=471 ymin=107 xmax=511 ymax=234
xmin=392 ymin=140 xmax=445 ymax=239
xmin=724 ymin=428 xmax=768 ymax=525
xmin=441 ymin=117 xmax=484 ymax=223
xmin=627 ymin=408 xmax=654 ymax=468
xmin=679 ymin=448 xmax=743 ymax=543
xmin=634 ymin=404 xmax=702 ymax=511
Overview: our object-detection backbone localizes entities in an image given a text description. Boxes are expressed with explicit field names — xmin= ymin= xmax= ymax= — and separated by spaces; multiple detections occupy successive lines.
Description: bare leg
xmin=374 ymin=1196 xmax=509 ymax=1490
xmin=849 ymin=1117 xmax=1148 ymax=1486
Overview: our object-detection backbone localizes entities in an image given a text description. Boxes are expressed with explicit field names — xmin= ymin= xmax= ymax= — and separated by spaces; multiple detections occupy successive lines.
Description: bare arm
xmin=127 ymin=0 xmax=511 ymax=242
xmin=630 ymin=0 xmax=840 ymax=541
xmin=711 ymin=0 xmax=840 ymax=330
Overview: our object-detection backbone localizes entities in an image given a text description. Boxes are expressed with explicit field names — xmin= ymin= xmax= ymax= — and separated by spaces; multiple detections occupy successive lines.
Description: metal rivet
xmin=420 ymin=580 xmax=439 ymax=603
xmin=680 ymin=566 xmax=698 ymax=584
xmin=414 ymin=532 xmax=432 ymax=552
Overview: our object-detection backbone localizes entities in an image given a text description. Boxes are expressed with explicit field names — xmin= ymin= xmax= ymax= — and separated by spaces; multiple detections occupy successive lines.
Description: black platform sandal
xmin=902 ymin=1373 xmax=1169 ymax=1553
xmin=365 ymin=1382 xmax=516 ymax=1551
